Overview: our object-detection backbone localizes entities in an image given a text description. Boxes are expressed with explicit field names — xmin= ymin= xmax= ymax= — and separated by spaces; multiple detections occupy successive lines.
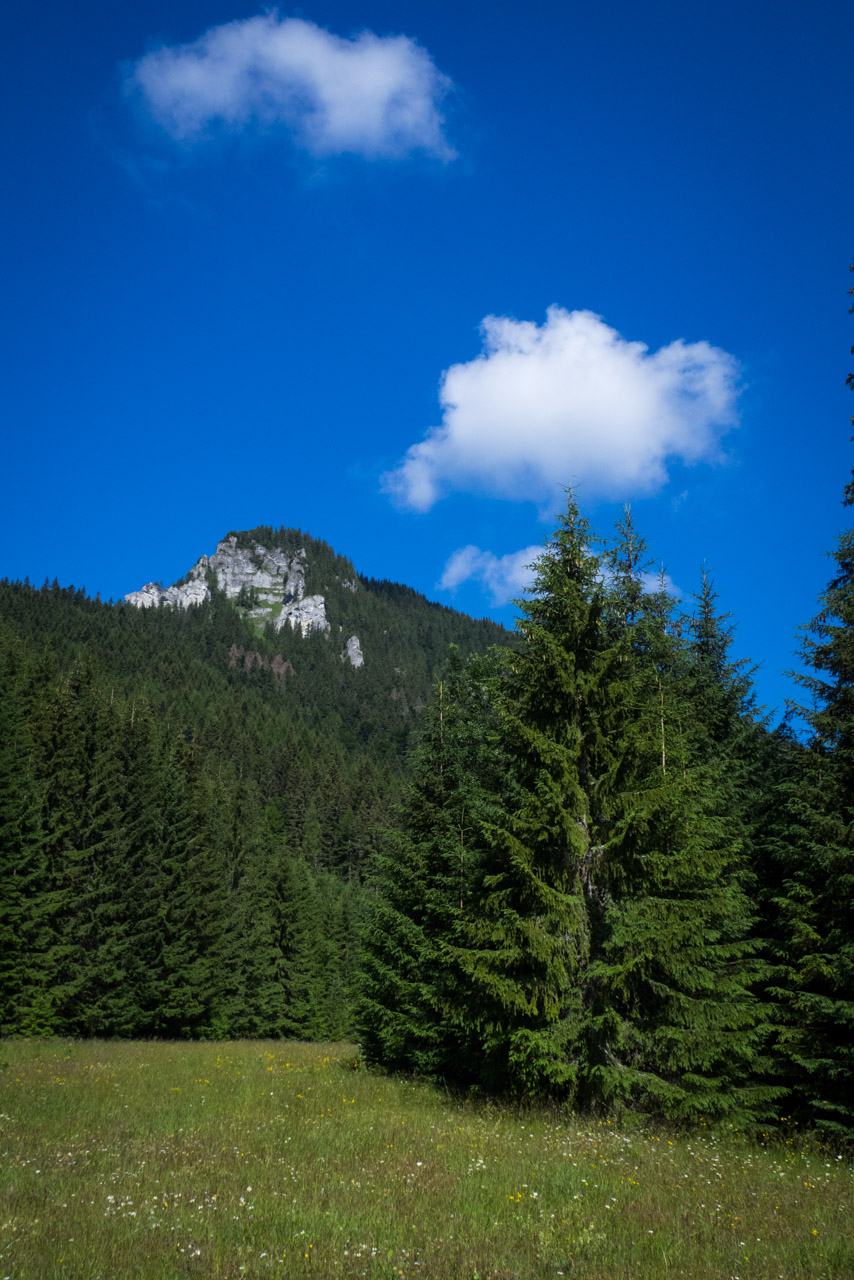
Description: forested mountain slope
xmin=0 ymin=528 xmax=509 ymax=1041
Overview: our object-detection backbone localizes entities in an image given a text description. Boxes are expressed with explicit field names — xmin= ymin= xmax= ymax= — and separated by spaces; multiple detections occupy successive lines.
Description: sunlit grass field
xmin=1 ymin=1040 xmax=851 ymax=1279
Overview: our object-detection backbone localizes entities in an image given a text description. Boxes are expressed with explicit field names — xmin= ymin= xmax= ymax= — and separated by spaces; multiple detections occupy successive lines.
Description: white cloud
xmin=126 ymin=13 xmax=454 ymax=160
xmin=439 ymin=544 xmax=541 ymax=605
xmin=441 ymin=545 xmax=683 ymax=608
xmin=639 ymin=569 xmax=682 ymax=598
xmin=384 ymin=308 xmax=740 ymax=510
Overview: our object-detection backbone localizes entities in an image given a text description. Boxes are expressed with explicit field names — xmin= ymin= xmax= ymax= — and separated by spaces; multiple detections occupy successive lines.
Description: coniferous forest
xmin=2 ymin=294 xmax=853 ymax=1141
xmin=0 ymin=538 xmax=506 ymax=1046
xmin=360 ymin=494 xmax=853 ymax=1139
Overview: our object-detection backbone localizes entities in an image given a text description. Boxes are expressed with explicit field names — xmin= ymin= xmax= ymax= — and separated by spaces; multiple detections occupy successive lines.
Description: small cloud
xmin=126 ymin=12 xmax=455 ymax=160
xmin=442 ymin=544 xmax=682 ymax=607
xmin=383 ymin=308 xmax=740 ymax=510
xmin=439 ymin=544 xmax=541 ymax=606
xmin=639 ymin=569 xmax=682 ymax=598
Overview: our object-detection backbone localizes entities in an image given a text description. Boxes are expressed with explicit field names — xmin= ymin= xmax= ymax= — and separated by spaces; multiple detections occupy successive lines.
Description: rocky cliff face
xmin=344 ymin=635 xmax=364 ymax=668
xmin=125 ymin=534 xmax=341 ymax=641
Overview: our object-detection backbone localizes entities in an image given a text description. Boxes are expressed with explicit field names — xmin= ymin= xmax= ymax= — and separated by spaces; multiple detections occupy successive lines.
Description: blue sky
xmin=2 ymin=0 xmax=852 ymax=719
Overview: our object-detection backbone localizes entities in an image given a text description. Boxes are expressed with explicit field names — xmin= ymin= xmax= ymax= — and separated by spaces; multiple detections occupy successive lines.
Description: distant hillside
xmin=3 ymin=524 xmax=511 ymax=784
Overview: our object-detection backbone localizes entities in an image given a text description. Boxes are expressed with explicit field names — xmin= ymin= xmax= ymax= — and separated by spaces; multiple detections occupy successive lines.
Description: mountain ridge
xmin=122 ymin=523 xmax=508 ymax=677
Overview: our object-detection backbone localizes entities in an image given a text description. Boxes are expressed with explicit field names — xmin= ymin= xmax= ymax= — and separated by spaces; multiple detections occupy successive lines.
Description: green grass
xmin=0 ymin=1040 xmax=851 ymax=1279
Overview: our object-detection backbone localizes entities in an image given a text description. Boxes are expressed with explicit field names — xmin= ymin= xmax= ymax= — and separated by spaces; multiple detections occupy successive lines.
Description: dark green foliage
xmin=364 ymin=497 xmax=786 ymax=1125
xmin=0 ymin=532 xmax=505 ymax=1040
xmin=763 ymin=278 xmax=854 ymax=1135
xmin=61 ymin=693 xmax=134 ymax=1037
xmin=147 ymin=738 xmax=225 ymax=1037
xmin=114 ymin=702 xmax=168 ymax=1036
xmin=363 ymin=502 xmax=614 ymax=1098
xmin=446 ymin=505 xmax=614 ymax=1098
xmin=275 ymin=853 xmax=329 ymax=1040
xmin=592 ymin=764 xmax=775 ymax=1121
xmin=359 ymin=647 xmax=507 ymax=1079
xmin=0 ymin=630 xmax=51 ymax=1034
xmin=588 ymin=537 xmax=777 ymax=1123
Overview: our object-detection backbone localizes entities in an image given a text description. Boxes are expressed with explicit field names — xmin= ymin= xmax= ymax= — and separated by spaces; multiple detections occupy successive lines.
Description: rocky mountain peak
xmin=124 ymin=532 xmax=338 ymax=639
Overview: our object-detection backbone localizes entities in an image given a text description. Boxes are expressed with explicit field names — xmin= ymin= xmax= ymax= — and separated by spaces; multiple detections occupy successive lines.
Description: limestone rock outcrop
xmin=124 ymin=534 xmax=331 ymax=636
xmin=344 ymin=635 xmax=364 ymax=668
xmin=123 ymin=574 xmax=210 ymax=610
xmin=279 ymin=593 xmax=329 ymax=637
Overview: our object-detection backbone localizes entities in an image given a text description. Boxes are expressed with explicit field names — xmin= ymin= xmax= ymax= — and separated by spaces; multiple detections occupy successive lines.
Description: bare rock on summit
xmin=124 ymin=534 xmax=331 ymax=636
xmin=123 ymin=573 xmax=210 ymax=610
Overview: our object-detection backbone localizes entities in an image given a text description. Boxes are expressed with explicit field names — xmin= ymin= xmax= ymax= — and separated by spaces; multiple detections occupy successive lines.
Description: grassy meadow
xmin=0 ymin=1040 xmax=851 ymax=1280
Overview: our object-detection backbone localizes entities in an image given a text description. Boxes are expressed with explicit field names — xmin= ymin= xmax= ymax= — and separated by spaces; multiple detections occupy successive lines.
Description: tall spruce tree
xmin=276 ymin=851 xmax=330 ymax=1040
xmin=589 ymin=520 xmax=776 ymax=1121
xmin=444 ymin=498 xmax=619 ymax=1097
xmin=67 ymin=693 xmax=134 ymax=1036
xmin=359 ymin=646 xmax=506 ymax=1078
xmin=148 ymin=736 xmax=228 ymax=1037
xmin=769 ymin=266 xmax=854 ymax=1135
xmin=0 ymin=632 xmax=51 ymax=1034
xmin=37 ymin=664 xmax=93 ymax=1033
xmin=119 ymin=699 xmax=172 ymax=1036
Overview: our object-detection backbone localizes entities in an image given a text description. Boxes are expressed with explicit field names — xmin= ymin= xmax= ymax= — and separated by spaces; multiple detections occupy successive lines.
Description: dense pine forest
xmin=0 ymin=532 xmax=507 ymax=1045
xmin=3 ymin=313 xmax=854 ymax=1140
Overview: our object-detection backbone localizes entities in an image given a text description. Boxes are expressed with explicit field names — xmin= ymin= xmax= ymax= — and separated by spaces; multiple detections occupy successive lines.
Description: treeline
xmin=360 ymin=496 xmax=854 ymax=1139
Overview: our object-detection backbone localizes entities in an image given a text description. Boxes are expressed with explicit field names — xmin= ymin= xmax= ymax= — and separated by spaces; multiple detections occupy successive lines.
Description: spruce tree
xmin=119 ymin=700 xmax=170 ymax=1036
xmin=68 ymin=694 xmax=134 ymax=1035
xmin=359 ymin=647 xmax=505 ymax=1078
xmin=590 ymin=525 xmax=776 ymax=1121
xmin=445 ymin=498 xmax=617 ymax=1097
xmin=37 ymin=664 xmax=93 ymax=1033
xmin=0 ymin=633 xmax=51 ymax=1034
xmin=148 ymin=736 xmax=227 ymax=1037
xmin=275 ymin=851 xmax=329 ymax=1040
xmin=216 ymin=775 xmax=289 ymax=1038
xmin=321 ymin=874 xmax=363 ymax=1038
xmin=769 ymin=267 xmax=854 ymax=1134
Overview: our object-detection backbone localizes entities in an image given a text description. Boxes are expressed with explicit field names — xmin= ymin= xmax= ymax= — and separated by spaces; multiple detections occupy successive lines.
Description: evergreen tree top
xmin=517 ymin=493 xmax=604 ymax=625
